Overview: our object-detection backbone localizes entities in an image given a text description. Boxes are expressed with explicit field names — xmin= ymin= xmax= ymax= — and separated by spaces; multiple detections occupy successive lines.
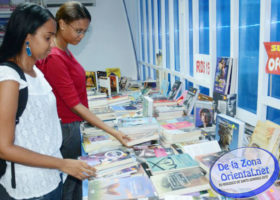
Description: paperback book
xmin=168 ymin=80 xmax=182 ymax=100
xmin=150 ymin=167 xmax=210 ymax=198
xmin=215 ymin=114 xmax=245 ymax=151
xmin=79 ymin=148 xmax=135 ymax=171
xmin=146 ymin=153 xmax=199 ymax=175
xmin=183 ymin=87 xmax=199 ymax=116
xmin=88 ymin=175 xmax=157 ymax=200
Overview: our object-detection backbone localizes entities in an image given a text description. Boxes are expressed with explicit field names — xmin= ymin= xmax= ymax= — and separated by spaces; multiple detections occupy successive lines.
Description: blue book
xmin=146 ymin=153 xmax=199 ymax=175
xmin=215 ymin=114 xmax=245 ymax=151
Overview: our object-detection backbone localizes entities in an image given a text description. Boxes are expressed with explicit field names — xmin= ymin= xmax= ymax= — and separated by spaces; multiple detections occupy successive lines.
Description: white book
xmin=182 ymin=140 xmax=221 ymax=159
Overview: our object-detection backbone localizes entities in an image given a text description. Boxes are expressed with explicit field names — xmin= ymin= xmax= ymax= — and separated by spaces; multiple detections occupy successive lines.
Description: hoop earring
xmin=26 ymin=41 xmax=32 ymax=56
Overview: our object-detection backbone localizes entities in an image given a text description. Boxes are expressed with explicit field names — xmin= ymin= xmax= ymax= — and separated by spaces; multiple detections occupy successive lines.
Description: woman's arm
xmin=0 ymin=80 xmax=95 ymax=180
xmin=71 ymin=103 xmax=131 ymax=146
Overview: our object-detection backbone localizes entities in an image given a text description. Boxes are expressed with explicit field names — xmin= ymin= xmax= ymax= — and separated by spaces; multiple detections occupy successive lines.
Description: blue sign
xmin=209 ymin=147 xmax=279 ymax=198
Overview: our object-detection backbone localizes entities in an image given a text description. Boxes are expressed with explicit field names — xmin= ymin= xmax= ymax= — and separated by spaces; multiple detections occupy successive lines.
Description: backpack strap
xmin=1 ymin=61 xmax=28 ymax=189
xmin=1 ymin=61 xmax=28 ymax=124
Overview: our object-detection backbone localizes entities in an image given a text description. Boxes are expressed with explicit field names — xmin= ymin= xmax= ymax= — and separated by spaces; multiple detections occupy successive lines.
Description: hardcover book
xmin=215 ymin=114 xmax=245 ymax=151
xmin=88 ymin=175 xmax=157 ymax=200
xmin=150 ymin=167 xmax=210 ymax=198
xmin=146 ymin=153 xmax=199 ymax=175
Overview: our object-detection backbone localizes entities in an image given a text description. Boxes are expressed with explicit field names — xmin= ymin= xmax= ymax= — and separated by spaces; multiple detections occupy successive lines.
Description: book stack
xmin=172 ymin=140 xmax=221 ymax=159
xmin=107 ymin=95 xmax=131 ymax=106
xmin=82 ymin=130 xmax=121 ymax=154
xmin=124 ymin=129 xmax=159 ymax=146
xmin=154 ymin=105 xmax=185 ymax=120
xmin=88 ymin=97 xmax=108 ymax=110
xmin=110 ymin=104 xmax=142 ymax=118
xmin=159 ymin=120 xmax=201 ymax=144
xmin=90 ymin=106 xmax=116 ymax=121
xmin=117 ymin=117 xmax=159 ymax=133
xmin=79 ymin=148 xmax=137 ymax=177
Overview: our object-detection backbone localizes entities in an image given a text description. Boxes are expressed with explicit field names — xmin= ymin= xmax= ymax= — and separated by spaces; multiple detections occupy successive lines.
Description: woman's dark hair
xmin=56 ymin=1 xmax=91 ymax=30
xmin=200 ymin=108 xmax=212 ymax=124
xmin=0 ymin=3 xmax=54 ymax=62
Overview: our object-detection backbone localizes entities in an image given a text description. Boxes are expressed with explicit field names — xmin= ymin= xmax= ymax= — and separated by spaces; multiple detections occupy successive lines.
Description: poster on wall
xmin=264 ymin=42 xmax=280 ymax=75
xmin=193 ymin=54 xmax=213 ymax=86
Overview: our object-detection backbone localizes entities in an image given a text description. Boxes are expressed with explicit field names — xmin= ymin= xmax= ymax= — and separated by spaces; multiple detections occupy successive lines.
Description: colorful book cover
xmin=85 ymin=71 xmax=97 ymax=88
xmin=215 ymin=114 xmax=245 ymax=151
xmin=79 ymin=148 xmax=133 ymax=170
xmin=213 ymin=57 xmax=232 ymax=94
xmin=88 ymin=175 xmax=157 ymax=200
xmin=109 ymin=75 xmax=119 ymax=93
xmin=194 ymin=101 xmax=214 ymax=128
xmin=133 ymin=144 xmax=174 ymax=158
xmin=146 ymin=154 xmax=198 ymax=175
xmin=161 ymin=121 xmax=194 ymax=130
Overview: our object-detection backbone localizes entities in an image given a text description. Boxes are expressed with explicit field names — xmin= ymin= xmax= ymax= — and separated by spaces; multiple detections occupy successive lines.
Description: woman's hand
xmin=60 ymin=159 xmax=96 ymax=180
xmin=115 ymin=131 xmax=131 ymax=147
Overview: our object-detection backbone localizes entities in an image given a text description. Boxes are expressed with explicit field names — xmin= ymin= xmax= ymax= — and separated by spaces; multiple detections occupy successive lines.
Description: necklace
xmin=54 ymin=38 xmax=71 ymax=57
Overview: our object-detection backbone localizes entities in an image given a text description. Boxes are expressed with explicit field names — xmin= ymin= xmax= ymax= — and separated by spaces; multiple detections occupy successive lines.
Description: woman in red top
xmin=37 ymin=2 xmax=130 ymax=200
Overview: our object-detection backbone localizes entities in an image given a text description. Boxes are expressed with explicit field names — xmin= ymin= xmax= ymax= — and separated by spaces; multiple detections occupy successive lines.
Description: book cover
xmin=88 ymin=175 xmax=157 ymax=200
xmin=109 ymin=75 xmax=119 ymax=94
xmin=194 ymin=101 xmax=214 ymax=128
xmin=168 ymin=80 xmax=182 ymax=100
xmin=146 ymin=154 xmax=199 ymax=175
xmin=85 ymin=71 xmax=97 ymax=89
xmin=213 ymin=57 xmax=233 ymax=94
xmin=213 ymin=92 xmax=237 ymax=119
xmin=79 ymin=148 xmax=135 ymax=171
xmin=106 ymin=67 xmax=121 ymax=78
xmin=180 ymin=140 xmax=221 ymax=158
xmin=249 ymin=120 xmax=280 ymax=157
xmin=215 ymin=114 xmax=245 ymax=151
xmin=183 ymin=87 xmax=199 ymax=116
xmin=133 ymin=144 xmax=175 ymax=158
xmin=195 ymin=151 xmax=227 ymax=173
xmin=99 ymin=76 xmax=111 ymax=97
xmin=125 ymin=129 xmax=159 ymax=146
xmin=150 ymin=167 xmax=210 ymax=198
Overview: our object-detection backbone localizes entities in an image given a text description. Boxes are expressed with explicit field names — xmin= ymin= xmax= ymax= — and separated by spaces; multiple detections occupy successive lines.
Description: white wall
xmin=49 ymin=0 xmax=138 ymax=79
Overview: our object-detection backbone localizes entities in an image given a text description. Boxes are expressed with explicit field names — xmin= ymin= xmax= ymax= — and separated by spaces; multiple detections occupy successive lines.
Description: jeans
xmin=60 ymin=121 xmax=82 ymax=200
xmin=0 ymin=181 xmax=62 ymax=200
